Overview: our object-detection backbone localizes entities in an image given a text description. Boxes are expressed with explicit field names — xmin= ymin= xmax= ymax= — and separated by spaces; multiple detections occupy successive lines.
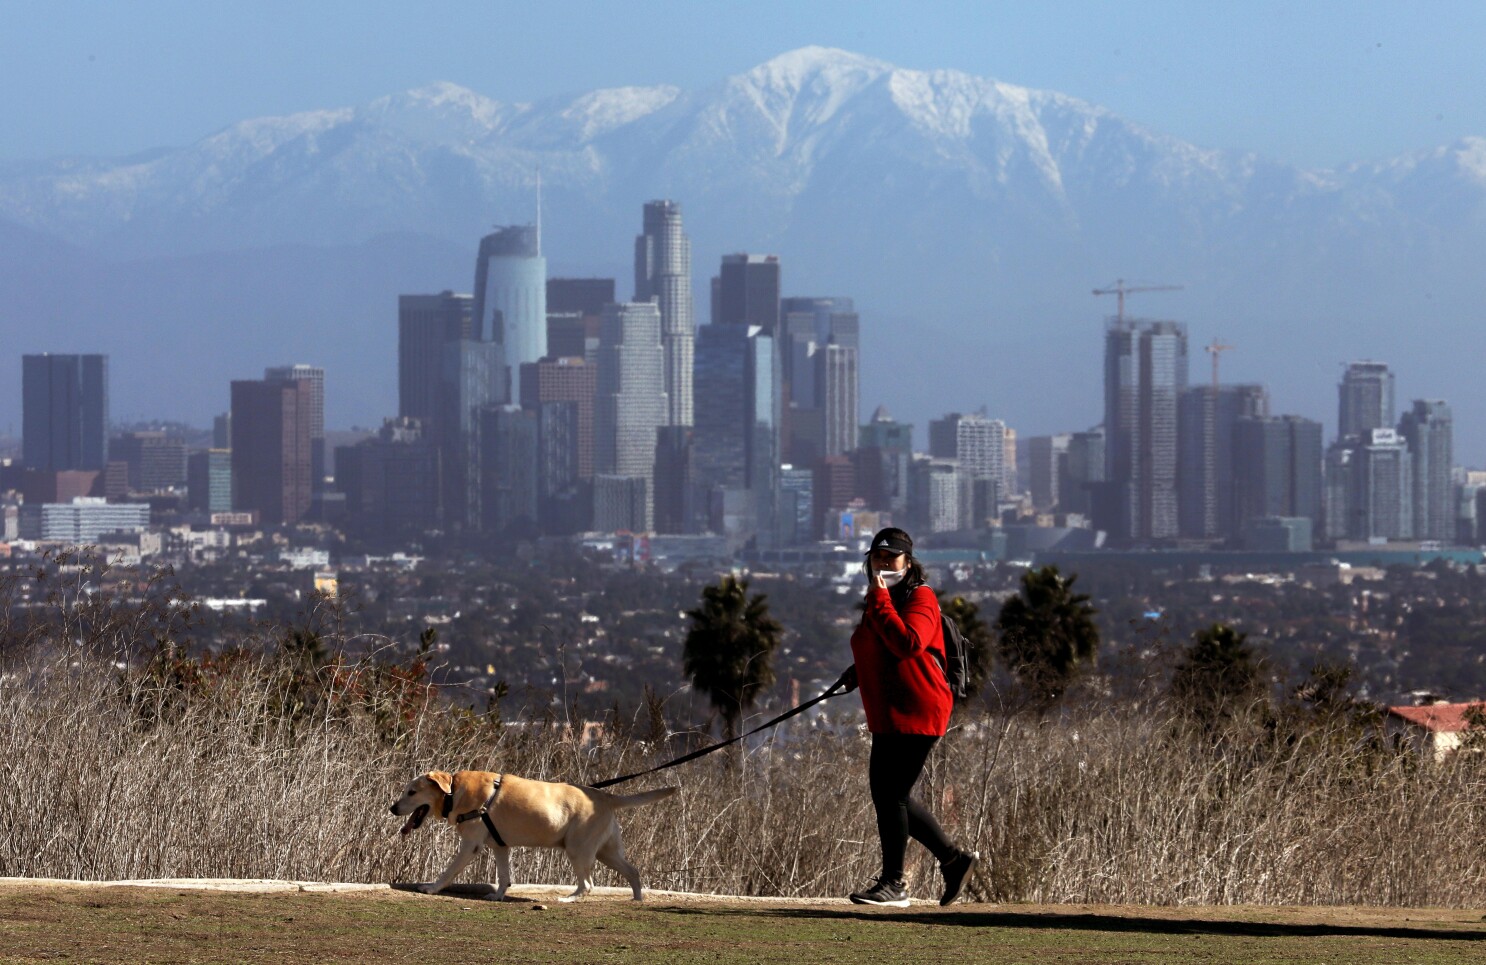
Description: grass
xmin=3 ymin=883 xmax=1485 ymax=965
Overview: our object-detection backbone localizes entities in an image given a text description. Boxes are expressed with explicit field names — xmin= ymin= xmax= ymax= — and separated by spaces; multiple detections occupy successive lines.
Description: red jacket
xmin=850 ymin=584 xmax=953 ymax=736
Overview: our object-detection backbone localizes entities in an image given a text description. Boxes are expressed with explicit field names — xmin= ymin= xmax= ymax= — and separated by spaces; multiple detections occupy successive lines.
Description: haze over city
xmin=2 ymin=1 xmax=1485 ymax=465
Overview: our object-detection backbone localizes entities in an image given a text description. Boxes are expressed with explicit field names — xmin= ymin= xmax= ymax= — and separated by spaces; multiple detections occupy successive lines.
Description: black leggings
xmin=869 ymin=732 xmax=957 ymax=881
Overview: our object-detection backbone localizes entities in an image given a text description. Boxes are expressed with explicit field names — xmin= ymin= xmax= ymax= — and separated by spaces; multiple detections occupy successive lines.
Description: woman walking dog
xmin=843 ymin=526 xmax=977 ymax=907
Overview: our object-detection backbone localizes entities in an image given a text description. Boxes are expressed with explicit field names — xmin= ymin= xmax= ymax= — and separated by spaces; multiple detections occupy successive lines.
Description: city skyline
xmin=4 ymin=42 xmax=1486 ymax=464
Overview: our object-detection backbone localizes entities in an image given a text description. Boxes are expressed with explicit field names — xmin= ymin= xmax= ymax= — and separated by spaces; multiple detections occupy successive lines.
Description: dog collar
xmin=440 ymin=791 xmax=455 ymax=819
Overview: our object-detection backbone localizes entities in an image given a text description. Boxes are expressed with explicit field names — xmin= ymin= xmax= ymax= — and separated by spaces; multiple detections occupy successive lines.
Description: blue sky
xmin=4 ymin=0 xmax=1484 ymax=168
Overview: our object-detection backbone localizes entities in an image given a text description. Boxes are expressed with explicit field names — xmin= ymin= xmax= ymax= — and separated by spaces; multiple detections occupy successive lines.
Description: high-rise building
xmin=692 ymin=323 xmax=781 ymax=542
xmin=265 ymin=365 xmax=326 ymax=492
xmin=1177 ymin=384 xmax=1268 ymax=539
xmin=777 ymin=464 xmax=815 ymax=545
xmin=1026 ymin=435 xmax=1071 ymax=511
xmin=520 ymin=357 xmax=597 ymax=481
xmin=473 ymin=225 xmax=546 ymax=401
xmin=186 ymin=449 xmax=233 ymax=514
xmin=399 ymin=292 xmax=474 ymax=424
xmin=909 ymin=458 xmax=962 ymax=534
xmin=112 ymin=431 xmax=188 ymax=492
xmin=480 ymin=405 xmax=540 ymax=537
xmin=855 ymin=406 xmax=913 ymax=515
xmin=533 ymin=400 xmax=587 ymax=535
xmin=212 ymin=413 xmax=231 ymax=450
xmin=1348 ymin=428 xmax=1413 ymax=541
xmin=334 ymin=418 xmax=441 ymax=544
xmin=22 ymin=354 xmax=109 ymax=472
xmin=1398 ymin=399 xmax=1454 ymax=542
xmin=779 ymin=297 xmax=859 ymax=462
xmin=547 ymin=278 xmax=614 ymax=316
xmin=230 ymin=378 xmax=313 ymax=526
xmin=1338 ymin=361 xmax=1395 ymax=442
xmin=929 ymin=412 xmax=1010 ymax=510
xmin=440 ymin=340 xmax=504 ymax=530
xmin=812 ymin=456 xmax=856 ymax=542
xmin=547 ymin=278 xmax=612 ymax=366
xmin=635 ymin=201 xmax=695 ymax=427
xmin=1104 ymin=319 xmax=1188 ymax=540
xmin=714 ymin=254 xmax=781 ymax=334
xmin=652 ymin=425 xmax=695 ymax=535
xmin=859 ymin=406 xmax=913 ymax=453
xmin=1232 ymin=415 xmax=1323 ymax=536
xmin=592 ymin=474 xmax=649 ymax=534
xmin=1060 ymin=428 xmax=1106 ymax=518
xmin=594 ymin=302 xmax=668 ymax=531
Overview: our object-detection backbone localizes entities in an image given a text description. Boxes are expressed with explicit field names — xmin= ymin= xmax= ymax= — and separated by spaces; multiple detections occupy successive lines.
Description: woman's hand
xmin=870 ymin=568 xmax=887 ymax=590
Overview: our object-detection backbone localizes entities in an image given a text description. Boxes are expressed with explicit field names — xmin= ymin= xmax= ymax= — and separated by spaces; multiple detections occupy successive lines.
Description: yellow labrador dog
xmin=390 ymin=769 xmax=676 ymax=901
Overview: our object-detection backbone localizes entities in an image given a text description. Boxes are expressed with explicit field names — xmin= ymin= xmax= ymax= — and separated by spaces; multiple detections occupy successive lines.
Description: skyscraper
xmin=1104 ymin=319 xmax=1188 ymax=540
xmin=714 ymin=254 xmax=781 ymax=334
xmin=473 ymin=225 xmax=546 ymax=401
xmin=780 ymin=297 xmax=860 ymax=462
xmin=399 ymin=291 xmax=474 ymax=423
xmin=1026 ymin=434 xmax=1071 ymax=511
xmin=1338 ymin=361 xmax=1395 ymax=442
xmin=1232 ymin=415 xmax=1323 ymax=535
xmin=480 ymin=405 xmax=540 ymax=537
xmin=265 ymin=364 xmax=325 ymax=491
xmin=22 ymin=354 xmax=109 ymax=472
xmin=1398 ymin=400 xmax=1454 ymax=542
xmin=692 ymin=323 xmax=781 ymax=542
xmin=855 ymin=406 xmax=913 ymax=516
xmin=334 ymin=418 xmax=441 ymax=544
xmin=519 ymin=357 xmax=597 ymax=480
xmin=1177 ymin=383 xmax=1268 ymax=539
xmin=1061 ymin=428 xmax=1106 ymax=517
xmin=594 ymin=302 xmax=668 ymax=531
xmin=441 ymin=340 xmax=504 ymax=530
xmin=547 ymin=278 xmax=614 ymax=316
xmin=1348 ymin=428 xmax=1413 ymax=540
xmin=635 ymin=201 xmax=695 ymax=427
xmin=230 ymin=378 xmax=312 ymax=526
xmin=186 ymin=449 xmax=233 ymax=515
xmin=929 ymin=412 xmax=1012 ymax=511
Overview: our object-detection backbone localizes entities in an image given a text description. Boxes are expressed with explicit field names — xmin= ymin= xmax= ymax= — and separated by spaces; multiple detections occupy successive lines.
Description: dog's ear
xmin=427 ymin=770 xmax=453 ymax=796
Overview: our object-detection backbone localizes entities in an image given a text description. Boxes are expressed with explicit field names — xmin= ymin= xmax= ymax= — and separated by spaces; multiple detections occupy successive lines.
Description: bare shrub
xmin=5 ymin=557 xmax=1486 ymax=905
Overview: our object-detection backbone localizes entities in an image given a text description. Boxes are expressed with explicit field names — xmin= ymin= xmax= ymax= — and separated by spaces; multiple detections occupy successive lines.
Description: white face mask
xmin=877 ymin=568 xmax=908 ymax=587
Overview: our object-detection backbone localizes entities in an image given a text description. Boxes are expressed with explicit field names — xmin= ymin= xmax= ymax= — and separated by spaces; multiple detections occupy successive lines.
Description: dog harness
xmin=453 ymin=775 xmax=507 ymax=847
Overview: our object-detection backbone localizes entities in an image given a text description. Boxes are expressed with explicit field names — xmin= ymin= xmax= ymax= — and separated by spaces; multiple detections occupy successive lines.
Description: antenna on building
xmin=535 ymin=166 xmax=543 ymax=256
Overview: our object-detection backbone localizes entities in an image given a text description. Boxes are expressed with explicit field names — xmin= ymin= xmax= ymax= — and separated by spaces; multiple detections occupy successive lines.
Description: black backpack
xmin=937 ymin=607 xmax=971 ymax=701
xmin=896 ymin=577 xmax=970 ymax=701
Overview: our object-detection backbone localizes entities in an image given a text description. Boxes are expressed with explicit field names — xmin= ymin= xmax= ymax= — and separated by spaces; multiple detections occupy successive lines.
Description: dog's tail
xmin=602 ymin=786 xmax=679 ymax=809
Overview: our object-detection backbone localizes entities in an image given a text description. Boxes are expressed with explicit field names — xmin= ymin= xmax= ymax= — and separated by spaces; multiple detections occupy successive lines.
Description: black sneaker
xmin=939 ymin=850 xmax=979 ymax=906
xmin=849 ymin=877 xmax=910 ymax=907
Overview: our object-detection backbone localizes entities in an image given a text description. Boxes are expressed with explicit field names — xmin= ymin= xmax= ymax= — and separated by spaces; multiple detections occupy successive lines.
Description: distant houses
xmin=1385 ymin=702 xmax=1485 ymax=762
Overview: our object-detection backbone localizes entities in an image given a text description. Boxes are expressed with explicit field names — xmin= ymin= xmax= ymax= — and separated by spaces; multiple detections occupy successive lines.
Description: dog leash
xmin=588 ymin=673 xmax=852 ymax=789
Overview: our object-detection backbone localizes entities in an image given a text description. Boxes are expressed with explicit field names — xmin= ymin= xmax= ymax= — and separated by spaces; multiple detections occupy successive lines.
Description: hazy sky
xmin=5 ymin=0 xmax=1484 ymax=169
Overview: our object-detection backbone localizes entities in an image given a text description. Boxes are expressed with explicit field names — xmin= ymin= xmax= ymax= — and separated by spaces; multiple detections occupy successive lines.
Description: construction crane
xmin=1092 ymin=278 xmax=1183 ymax=324
xmin=1205 ymin=338 xmax=1235 ymax=392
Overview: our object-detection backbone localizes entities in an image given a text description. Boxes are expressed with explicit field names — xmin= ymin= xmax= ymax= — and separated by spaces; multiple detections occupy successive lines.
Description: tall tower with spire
xmin=635 ymin=200 xmax=694 ymax=426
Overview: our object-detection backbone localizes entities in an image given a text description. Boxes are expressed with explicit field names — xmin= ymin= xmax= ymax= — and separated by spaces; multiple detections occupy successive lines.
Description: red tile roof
xmin=1386 ymin=703 xmax=1486 ymax=733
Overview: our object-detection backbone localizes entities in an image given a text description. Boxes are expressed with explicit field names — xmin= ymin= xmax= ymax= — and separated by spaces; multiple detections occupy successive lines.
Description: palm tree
xmin=994 ymin=565 xmax=1099 ymax=711
xmin=682 ymin=575 xmax=783 ymax=740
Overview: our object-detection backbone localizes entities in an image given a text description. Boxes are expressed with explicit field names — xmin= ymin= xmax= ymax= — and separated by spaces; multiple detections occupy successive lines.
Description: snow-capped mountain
xmin=3 ymin=47 xmax=1485 ymax=457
